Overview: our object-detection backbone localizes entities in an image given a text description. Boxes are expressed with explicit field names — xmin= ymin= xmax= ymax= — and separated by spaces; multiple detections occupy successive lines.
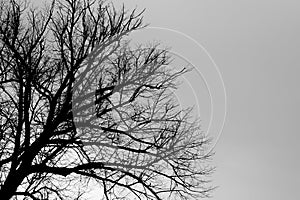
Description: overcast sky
xmin=116 ymin=0 xmax=300 ymax=199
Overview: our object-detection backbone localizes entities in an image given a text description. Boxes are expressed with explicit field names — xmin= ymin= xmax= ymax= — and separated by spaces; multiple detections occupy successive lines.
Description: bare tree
xmin=0 ymin=0 xmax=214 ymax=199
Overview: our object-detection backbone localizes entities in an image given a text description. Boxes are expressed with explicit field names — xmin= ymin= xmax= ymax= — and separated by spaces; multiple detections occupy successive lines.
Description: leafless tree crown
xmin=0 ymin=0 xmax=214 ymax=199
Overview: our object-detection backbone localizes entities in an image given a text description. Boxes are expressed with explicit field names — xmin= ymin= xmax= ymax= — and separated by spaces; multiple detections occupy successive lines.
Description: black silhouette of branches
xmin=0 ymin=0 xmax=214 ymax=199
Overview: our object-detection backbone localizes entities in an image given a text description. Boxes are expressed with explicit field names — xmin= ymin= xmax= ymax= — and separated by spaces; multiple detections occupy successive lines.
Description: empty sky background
xmin=31 ymin=0 xmax=300 ymax=199
xmin=114 ymin=0 xmax=300 ymax=200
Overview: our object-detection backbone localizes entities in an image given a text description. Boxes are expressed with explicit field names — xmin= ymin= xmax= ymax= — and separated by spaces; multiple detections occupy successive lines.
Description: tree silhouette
xmin=0 ymin=0 xmax=213 ymax=199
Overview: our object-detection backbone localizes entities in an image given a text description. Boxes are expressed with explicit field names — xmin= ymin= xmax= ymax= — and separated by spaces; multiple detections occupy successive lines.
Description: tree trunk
xmin=0 ymin=171 xmax=26 ymax=200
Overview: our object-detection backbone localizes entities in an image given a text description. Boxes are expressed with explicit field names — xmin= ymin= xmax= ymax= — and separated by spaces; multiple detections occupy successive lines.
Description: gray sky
xmin=116 ymin=0 xmax=300 ymax=199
